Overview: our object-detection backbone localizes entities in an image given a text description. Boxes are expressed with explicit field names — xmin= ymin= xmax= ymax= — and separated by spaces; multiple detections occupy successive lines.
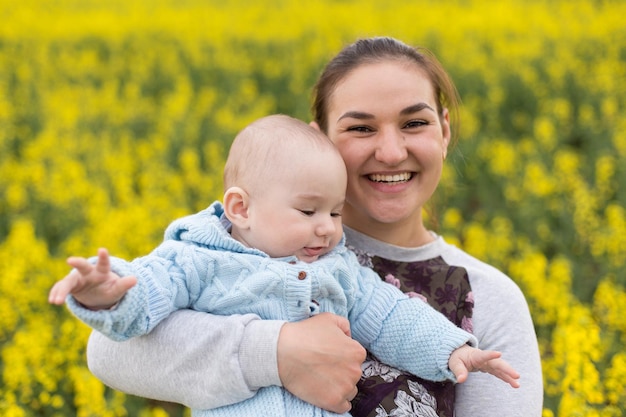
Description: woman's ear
xmin=441 ymin=108 xmax=451 ymax=160
xmin=223 ymin=187 xmax=250 ymax=228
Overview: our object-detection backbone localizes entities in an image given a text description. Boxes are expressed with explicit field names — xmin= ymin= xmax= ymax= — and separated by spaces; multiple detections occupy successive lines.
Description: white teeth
xmin=369 ymin=173 xmax=412 ymax=183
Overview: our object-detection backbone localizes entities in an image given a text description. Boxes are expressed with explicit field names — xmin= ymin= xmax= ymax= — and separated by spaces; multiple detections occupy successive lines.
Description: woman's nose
xmin=374 ymin=128 xmax=407 ymax=165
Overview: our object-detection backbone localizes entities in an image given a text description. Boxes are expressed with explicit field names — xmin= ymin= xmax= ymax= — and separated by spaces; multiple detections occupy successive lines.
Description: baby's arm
xmin=449 ymin=344 xmax=520 ymax=388
xmin=52 ymin=243 xmax=201 ymax=341
xmin=48 ymin=248 xmax=137 ymax=310
xmin=346 ymin=256 xmax=519 ymax=387
xmin=357 ymin=285 xmax=520 ymax=387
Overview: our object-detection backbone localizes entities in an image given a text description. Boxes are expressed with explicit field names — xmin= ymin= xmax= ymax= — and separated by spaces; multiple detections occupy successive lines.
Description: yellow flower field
xmin=0 ymin=0 xmax=624 ymax=416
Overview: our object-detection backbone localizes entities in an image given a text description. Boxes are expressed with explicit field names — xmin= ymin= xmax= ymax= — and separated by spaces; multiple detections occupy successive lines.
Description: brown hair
xmin=311 ymin=37 xmax=460 ymax=147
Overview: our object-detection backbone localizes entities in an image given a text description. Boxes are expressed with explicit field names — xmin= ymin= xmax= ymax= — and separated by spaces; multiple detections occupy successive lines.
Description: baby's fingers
xmin=117 ymin=275 xmax=138 ymax=294
xmin=93 ymin=248 xmax=111 ymax=274
xmin=66 ymin=256 xmax=94 ymax=276
xmin=486 ymin=359 xmax=521 ymax=388
xmin=66 ymin=249 xmax=111 ymax=279
xmin=48 ymin=273 xmax=80 ymax=305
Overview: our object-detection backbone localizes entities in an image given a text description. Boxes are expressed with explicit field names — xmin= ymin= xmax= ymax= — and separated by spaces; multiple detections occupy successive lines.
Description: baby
xmin=50 ymin=114 xmax=519 ymax=417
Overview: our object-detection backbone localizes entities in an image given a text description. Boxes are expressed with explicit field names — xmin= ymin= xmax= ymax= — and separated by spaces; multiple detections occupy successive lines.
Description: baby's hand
xmin=48 ymin=248 xmax=137 ymax=310
xmin=448 ymin=344 xmax=521 ymax=388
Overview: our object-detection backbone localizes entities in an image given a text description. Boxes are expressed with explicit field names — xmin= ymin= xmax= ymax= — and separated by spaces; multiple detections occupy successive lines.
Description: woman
xmin=87 ymin=37 xmax=543 ymax=416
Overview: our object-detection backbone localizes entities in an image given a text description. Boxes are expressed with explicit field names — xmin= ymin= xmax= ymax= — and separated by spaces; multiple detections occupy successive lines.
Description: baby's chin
xmin=295 ymin=254 xmax=320 ymax=263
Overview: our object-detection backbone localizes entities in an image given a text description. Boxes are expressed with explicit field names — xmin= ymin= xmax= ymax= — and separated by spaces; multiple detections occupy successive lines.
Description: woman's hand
xmin=277 ymin=313 xmax=366 ymax=413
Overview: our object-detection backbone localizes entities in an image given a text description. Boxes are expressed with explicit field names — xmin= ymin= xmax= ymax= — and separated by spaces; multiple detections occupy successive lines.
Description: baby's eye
xmin=331 ymin=212 xmax=342 ymax=218
xmin=299 ymin=210 xmax=315 ymax=216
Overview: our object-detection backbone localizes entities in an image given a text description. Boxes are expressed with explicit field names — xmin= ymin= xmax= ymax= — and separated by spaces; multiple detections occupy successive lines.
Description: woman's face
xmin=324 ymin=60 xmax=450 ymax=244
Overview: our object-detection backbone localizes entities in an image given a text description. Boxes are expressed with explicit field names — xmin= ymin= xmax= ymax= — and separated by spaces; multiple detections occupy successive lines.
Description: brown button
xmin=289 ymin=261 xmax=296 ymax=265
xmin=297 ymin=271 xmax=307 ymax=280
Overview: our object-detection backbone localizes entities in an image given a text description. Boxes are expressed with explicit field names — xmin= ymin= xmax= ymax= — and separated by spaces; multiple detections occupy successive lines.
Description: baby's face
xmin=244 ymin=147 xmax=347 ymax=262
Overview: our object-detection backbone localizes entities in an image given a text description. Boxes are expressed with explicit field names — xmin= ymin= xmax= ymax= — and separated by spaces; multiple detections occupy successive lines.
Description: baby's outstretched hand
xmin=448 ymin=344 xmax=521 ymax=388
xmin=48 ymin=248 xmax=137 ymax=310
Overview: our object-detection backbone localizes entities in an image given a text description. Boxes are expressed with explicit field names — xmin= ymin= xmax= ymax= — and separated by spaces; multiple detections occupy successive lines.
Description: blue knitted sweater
xmin=67 ymin=201 xmax=476 ymax=417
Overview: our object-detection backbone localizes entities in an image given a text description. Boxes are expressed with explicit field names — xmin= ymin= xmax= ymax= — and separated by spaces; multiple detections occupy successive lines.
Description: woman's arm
xmin=455 ymin=269 xmax=543 ymax=417
xmin=87 ymin=310 xmax=282 ymax=409
xmin=87 ymin=310 xmax=365 ymax=413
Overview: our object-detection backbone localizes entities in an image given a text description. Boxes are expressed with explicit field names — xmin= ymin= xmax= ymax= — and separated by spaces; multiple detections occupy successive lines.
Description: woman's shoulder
xmin=438 ymin=238 xmax=532 ymax=322
xmin=436 ymin=237 xmax=528 ymax=305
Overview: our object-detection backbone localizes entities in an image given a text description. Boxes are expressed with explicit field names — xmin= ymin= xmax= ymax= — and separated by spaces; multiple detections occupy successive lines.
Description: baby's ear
xmin=309 ymin=121 xmax=321 ymax=131
xmin=223 ymin=187 xmax=250 ymax=228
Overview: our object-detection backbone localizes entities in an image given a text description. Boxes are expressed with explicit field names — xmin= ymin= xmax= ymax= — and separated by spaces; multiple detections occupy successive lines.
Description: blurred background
xmin=0 ymin=0 xmax=624 ymax=416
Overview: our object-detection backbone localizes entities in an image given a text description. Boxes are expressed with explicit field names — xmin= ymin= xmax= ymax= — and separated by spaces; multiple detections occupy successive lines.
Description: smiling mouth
xmin=368 ymin=172 xmax=413 ymax=183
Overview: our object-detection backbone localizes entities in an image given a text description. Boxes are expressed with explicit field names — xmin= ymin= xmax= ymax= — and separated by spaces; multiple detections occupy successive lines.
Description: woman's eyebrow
xmin=337 ymin=111 xmax=374 ymax=122
xmin=337 ymin=103 xmax=435 ymax=122
xmin=400 ymin=102 xmax=435 ymax=115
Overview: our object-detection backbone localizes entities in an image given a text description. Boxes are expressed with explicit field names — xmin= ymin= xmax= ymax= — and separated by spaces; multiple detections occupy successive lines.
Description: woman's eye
xmin=347 ymin=125 xmax=373 ymax=133
xmin=404 ymin=120 xmax=428 ymax=129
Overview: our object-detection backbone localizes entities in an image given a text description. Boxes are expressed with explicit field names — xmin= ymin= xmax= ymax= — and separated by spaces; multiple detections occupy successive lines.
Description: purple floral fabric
xmin=349 ymin=250 xmax=474 ymax=417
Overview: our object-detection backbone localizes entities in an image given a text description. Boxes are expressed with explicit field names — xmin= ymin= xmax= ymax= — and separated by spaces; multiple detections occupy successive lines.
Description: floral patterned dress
xmin=349 ymin=249 xmax=474 ymax=417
